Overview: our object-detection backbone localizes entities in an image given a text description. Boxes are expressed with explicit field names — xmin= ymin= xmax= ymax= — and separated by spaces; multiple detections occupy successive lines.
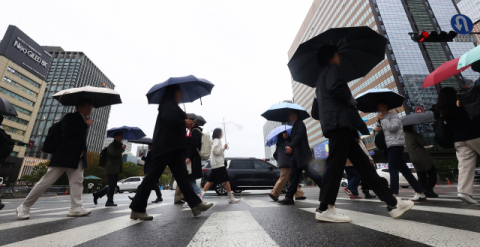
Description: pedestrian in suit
xmin=269 ymin=131 xmax=305 ymax=201
xmin=128 ymin=146 xmax=164 ymax=203
xmin=186 ymin=121 xmax=205 ymax=196
xmin=278 ymin=111 xmax=321 ymax=205
xmin=93 ymin=131 xmax=125 ymax=207
xmin=17 ymin=99 xmax=93 ymax=220
xmin=314 ymin=45 xmax=413 ymax=222
xmin=129 ymin=85 xmax=213 ymax=220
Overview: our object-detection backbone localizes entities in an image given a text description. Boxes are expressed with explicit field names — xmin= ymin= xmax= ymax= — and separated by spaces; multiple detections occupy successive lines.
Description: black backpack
xmin=457 ymin=86 xmax=480 ymax=125
xmin=99 ymin=147 xmax=108 ymax=167
xmin=42 ymin=121 xmax=63 ymax=154
xmin=0 ymin=130 xmax=14 ymax=163
xmin=374 ymin=120 xmax=388 ymax=151
xmin=433 ymin=118 xmax=454 ymax=149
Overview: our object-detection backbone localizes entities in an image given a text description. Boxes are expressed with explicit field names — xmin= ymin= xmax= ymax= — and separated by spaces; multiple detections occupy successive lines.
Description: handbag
xmin=433 ymin=118 xmax=454 ymax=149
xmin=374 ymin=119 xmax=388 ymax=151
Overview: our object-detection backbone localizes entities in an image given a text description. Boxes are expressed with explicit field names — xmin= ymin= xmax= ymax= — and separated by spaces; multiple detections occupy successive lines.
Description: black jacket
xmin=151 ymin=100 xmax=187 ymax=159
xmin=186 ymin=127 xmax=203 ymax=179
xmin=315 ymin=64 xmax=369 ymax=138
xmin=289 ymin=120 xmax=312 ymax=168
xmin=446 ymin=105 xmax=480 ymax=142
xmin=142 ymin=151 xmax=153 ymax=175
xmin=49 ymin=112 xmax=88 ymax=169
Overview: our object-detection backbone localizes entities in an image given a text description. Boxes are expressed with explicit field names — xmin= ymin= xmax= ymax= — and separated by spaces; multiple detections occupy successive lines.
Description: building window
xmin=6 ymin=67 xmax=41 ymax=88
xmin=12 ymin=105 xmax=32 ymax=116
xmin=3 ymin=115 xmax=28 ymax=125
xmin=3 ymin=125 xmax=25 ymax=136
xmin=2 ymin=77 xmax=38 ymax=97
xmin=10 ymin=151 xmax=18 ymax=157
xmin=0 ymin=87 xmax=34 ymax=106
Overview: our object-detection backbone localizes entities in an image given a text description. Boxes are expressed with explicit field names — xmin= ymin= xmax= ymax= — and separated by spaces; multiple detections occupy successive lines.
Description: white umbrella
xmin=52 ymin=86 xmax=122 ymax=108
xmin=209 ymin=118 xmax=243 ymax=144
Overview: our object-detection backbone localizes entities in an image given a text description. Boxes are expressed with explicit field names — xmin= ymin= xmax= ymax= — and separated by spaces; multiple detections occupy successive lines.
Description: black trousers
xmin=95 ymin=174 xmax=118 ymax=202
xmin=286 ymin=159 xmax=322 ymax=199
xmin=417 ymin=166 xmax=437 ymax=192
xmin=320 ymin=128 xmax=397 ymax=206
xmin=130 ymin=149 xmax=201 ymax=213
xmin=152 ymin=181 xmax=162 ymax=198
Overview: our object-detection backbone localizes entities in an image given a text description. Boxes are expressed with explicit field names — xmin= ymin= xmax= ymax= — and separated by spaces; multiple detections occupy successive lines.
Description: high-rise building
xmin=263 ymin=100 xmax=292 ymax=166
xmin=289 ymin=0 xmax=477 ymax=153
xmin=456 ymin=0 xmax=480 ymax=44
xmin=0 ymin=25 xmax=52 ymax=186
xmin=27 ymin=49 xmax=115 ymax=158
xmin=102 ymin=137 xmax=132 ymax=154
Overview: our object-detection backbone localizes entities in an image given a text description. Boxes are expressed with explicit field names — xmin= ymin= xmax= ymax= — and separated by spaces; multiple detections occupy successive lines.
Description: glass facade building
xmin=27 ymin=48 xmax=115 ymax=158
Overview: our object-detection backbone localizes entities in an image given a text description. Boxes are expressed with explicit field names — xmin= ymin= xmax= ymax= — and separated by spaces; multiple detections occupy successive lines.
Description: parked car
xmin=376 ymin=168 xmax=418 ymax=188
xmin=202 ymin=158 xmax=284 ymax=195
xmin=474 ymin=168 xmax=480 ymax=182
xmin=115 ymin=176 xmax=144 ymax=193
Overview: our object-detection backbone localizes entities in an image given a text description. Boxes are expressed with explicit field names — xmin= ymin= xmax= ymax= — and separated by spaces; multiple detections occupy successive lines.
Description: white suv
xmin=115 ymin=176 xmax=144 ymax=193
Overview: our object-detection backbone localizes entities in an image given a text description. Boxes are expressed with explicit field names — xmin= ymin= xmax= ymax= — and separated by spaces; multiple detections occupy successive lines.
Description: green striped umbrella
xmin=457 ymin=45 xmax=480 ymax=70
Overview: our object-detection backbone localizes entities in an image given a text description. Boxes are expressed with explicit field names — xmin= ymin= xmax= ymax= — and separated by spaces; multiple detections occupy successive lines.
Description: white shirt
xmin=210 ymin=138 xmax=225 ymax=169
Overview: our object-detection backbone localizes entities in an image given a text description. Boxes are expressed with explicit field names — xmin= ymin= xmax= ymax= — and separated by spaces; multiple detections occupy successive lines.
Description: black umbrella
xmin=288 ymin=26 xmax=387 ymax=87
xmin=401 ymin=113 xmax=435 ymax=126
xmin=129 ymin=137 xmax=152 ymax=145
xmin=0 ymin=97 xmax=17 ymax=116
xmin=186 ymin=113 xmax=207 ymax=127
xmin=355 ymin=88 xmax=405 ymax=113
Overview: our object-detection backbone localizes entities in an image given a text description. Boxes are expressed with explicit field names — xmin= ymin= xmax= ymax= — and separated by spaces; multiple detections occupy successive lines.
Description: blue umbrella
xmin=265 ymin=125 xmax=292 ymax=147
xmin=107 ymin=126 xmax=146 ymax=141
xmin=146 ymin=75 xmax=215 ymax=104
xmin=261 ymin=102 xmax=310 ymax=123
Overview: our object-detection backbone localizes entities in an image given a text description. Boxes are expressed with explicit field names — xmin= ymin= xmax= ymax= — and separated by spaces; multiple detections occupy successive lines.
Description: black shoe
xmin=424 ymin=190 xmax=439 ymax=198
xmin=105 ymin=201 xmax=117 ymax=207
xmin=269 ymin=194 xmax=278 ymax=201
xmin=363 ymin=191 xmax=377 ymax=199
xmin=278 ymin=197 xmax=294 ymax=205
xmin=152 ymin=197 xmax=163 ymax=203
xmin=128 ymin=196 xmax=134 ymax=200
xmin=295 ymin=196 xmax=306 ymax=200
xmin=93 ymin=194 xmax=99 ymax=205
xmin=0 ymin=204 xmax=4 ymax=211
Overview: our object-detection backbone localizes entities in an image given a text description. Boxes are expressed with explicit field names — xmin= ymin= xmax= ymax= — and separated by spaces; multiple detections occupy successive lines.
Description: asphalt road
xmin=0 ymin=185 xmax=479 ymax=247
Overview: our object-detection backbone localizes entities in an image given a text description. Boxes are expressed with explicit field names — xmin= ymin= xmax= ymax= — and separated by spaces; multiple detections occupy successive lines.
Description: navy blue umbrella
xmin=261 ymin=102 xmax=310 ymax=123
xmin=146 ymin=75 xmax=215 ymax=104
xmin=107 ymin=126 xmax=146 ymax=141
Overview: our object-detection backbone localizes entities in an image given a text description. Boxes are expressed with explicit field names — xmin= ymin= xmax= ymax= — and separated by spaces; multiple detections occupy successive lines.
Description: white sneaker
xmin=410 ymin=193 xmax=427 ymax=202
xmin=227 ymin=192 xmax=241 ymax=203
xmin=458 ymin=193 xmax=479 ymax=204
xmin=67 ymin=207 xmax=91 ymax=217
xmin=315 ymin=205 xmax=351 ymax=223
xmin=388 ymin=197 xmax=414 ymax=219
xmin=16 ymin=204 xmax=30 ymax=220
xmin=200 ymin=191 xmax=206 ymax=200
xmin=183 ymin=202 xmax=189 ymax=208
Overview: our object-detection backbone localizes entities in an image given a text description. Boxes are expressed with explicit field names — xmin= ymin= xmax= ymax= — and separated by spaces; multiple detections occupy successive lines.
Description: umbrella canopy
xmin=288 ymin=26 xmax=387 ymax=87
xmin=52 ymin=86 xmax=122 ymax=108
xmin=265 ymin=125 xmax=292 ymax=147
xmin=146 ymin=75 xmax=214 ymax=104
xmin=261 ymin=102 xmax=310 ymax=123
xmin=186 ymin=113 xmax=207 ymax=126
xmin=128 ymin=136 xmax=152 ymax=145
xmin=355 ymin=88 xmax=405 ymax=113
xmin=0 ymin=97 xmax=17 ymax=116
xmin=84 ymin=175 xmax=101 ymax=180
xmin=401 ymin=113 xmax=435 ymax=126
xmin=107 ymin=126 xmax=146 ymax=141
xmin=423 ymin=58 xmax=471 ymax=89
xmin=457 ymin=45 xmax=480 ymax=70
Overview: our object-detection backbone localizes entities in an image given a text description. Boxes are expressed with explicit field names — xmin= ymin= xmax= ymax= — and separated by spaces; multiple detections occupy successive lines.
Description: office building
xmin=289 ymin=0 xmax=477 ymax=154
xmin=102 ymin=137 xmax=132 ymax=154
xmin=17 ymin=156 xmax=49 ymax=179
xmin=28 ymin=49 xmax=115 ymax=158
xmin=456 ymin=0 xmax=480 ymax=43
xmin=263 ymin=100 xmax=292 ymax=166
xmin=0 ymin=25 xmax=52 ymax=186
xmin=122 ymin=153 xmax=138 ymax=164
xmin=136 ymin=146 xmax=148 ymax=157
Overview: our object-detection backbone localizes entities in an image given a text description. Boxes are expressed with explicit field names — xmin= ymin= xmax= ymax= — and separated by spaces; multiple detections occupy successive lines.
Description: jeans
xmin=345 ymin=166 xmax=361 ymax=196
xmin=190 ymin=178 xmax=201 ymax=195
xmin=387 ymin=146 xmax=424 ymax=195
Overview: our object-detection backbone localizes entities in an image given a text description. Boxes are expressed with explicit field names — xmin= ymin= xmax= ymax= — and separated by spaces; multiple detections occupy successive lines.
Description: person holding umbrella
xmin=130 ymin=83 xmax=214 ymax=220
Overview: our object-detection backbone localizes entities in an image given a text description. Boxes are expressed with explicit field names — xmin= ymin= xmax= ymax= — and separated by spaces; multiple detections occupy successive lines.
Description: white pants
xmin=23 ymin=161 xmax=84 ymax=208
xmin=455 ymin=137 xmax=480 ymax=196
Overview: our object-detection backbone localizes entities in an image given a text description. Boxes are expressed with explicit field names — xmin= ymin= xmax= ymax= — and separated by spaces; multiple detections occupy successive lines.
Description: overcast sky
xmin=0 ymin=0 xmax=312 ymax=158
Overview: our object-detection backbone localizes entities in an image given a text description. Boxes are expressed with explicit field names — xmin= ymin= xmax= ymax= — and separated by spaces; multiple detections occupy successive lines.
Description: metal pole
xmin=223 ymin=118 xmax=227 ymax=144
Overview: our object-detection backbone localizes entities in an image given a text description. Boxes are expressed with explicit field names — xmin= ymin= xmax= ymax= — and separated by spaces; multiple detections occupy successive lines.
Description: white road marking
xmin=300 ymin=208 xmax=480 ymax=247
xmin=242 ymin=199 xmax=279 ymax=208
xmin=40 ymin=205 xmax=129 ymax=216
xmin=1 ymin=214 xmax=160 ymax=247
xmin=0 ymin=217 xmax=74 ymax=231
xmin=110 ymin=203 xmax=170 ymax=213
xmin=382 ymin=204 xmax=480 ymax=217
xmin=187 ymin=211 xmax=278 ymax=247
xmin=296 ymin=199 xmax=345 ymax=205
xmin=0 ymin=207 xmax=71 ymax=217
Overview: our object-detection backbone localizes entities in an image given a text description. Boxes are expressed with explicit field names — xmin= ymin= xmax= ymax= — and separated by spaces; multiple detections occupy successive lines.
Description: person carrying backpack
xmin=17 ymin=99 xmax=93 ymax=220
xmin=93 ymin=131 xmax=125 ymax=207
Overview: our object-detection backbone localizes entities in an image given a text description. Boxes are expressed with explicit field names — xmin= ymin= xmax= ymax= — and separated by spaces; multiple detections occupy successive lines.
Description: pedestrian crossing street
xmin=0 ymin=187 xmax=479 ymax=247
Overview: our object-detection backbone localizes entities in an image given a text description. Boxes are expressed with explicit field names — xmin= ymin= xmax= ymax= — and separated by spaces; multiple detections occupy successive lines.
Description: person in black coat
xmin=129 ymin=85 xmax=213 ymax=220
xmin=17 ymin=99 xmax=93 ymax=220
xmin=128 ymin=145 xmax=163 ymax=203
xmin=278 ymin=111 xmax=321 ymax=205
xmin=187 ymin=123 xmax=203 ymax=182
xmin=313 ymin=45 xmax=411 ymax=223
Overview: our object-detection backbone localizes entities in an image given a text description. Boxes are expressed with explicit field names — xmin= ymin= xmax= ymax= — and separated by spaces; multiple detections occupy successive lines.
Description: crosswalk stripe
xmin=40 ymin=204 xmax=130 ymax=216
xmin=1 ymin=214 xmax=160 ymax=247
xmin=242 ymin=199 xmax=279 ymax=208
xmin=384 ymin=205 xmax=480 ymax=217
xmin=187 ymin=211 xmax=278 ymax=247
xmin=296 ymin=199 xmax=346 ymax=205
xmin=111 ymin=203 xmax=170 ymax=213
xmin=0 ymin=217 xmax=74 ymax=231
xmin=300 ymin=208 xmax=480 ymax=246
xmin=0 ymin=207 xmax=71 ymax=217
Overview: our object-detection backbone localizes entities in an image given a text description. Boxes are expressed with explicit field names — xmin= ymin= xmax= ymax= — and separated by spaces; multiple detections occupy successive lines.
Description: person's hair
xmin=376 ymin=99 xmax=389 ymax=107
xmin=472 ymin=60 xmax=480 ymax=72
xmin=0 ymin=115 xmax=3 ymax=124
xmin=113 ymin=131 xmax=123 ymax=138
xmin=159 ymin=84 xmax=182 ymax=107
xmin=76 ymin=98 xmax=92 ymax=109
xmin=317 ymin=45 xmax=339 ymax=67
xmin=403 ymin=125 xmax=414 ymax=133
xmin=436 ymin=87 xmax=457 ymax=119
xmin=212 ymin=128 xmax=222 ymax=140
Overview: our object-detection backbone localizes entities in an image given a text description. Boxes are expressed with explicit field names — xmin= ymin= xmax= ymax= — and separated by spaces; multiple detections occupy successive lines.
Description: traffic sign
xmin=451 ymin=14 xmax=473 ymax=35
xmin=415 ymin=106 xmax=424 ymax=113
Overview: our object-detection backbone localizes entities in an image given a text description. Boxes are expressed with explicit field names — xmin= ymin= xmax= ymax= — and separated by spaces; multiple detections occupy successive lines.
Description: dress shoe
xmin=152 ymin=197 xmax=163 ymax=203
xmin=269 ymin=194 xmax=278 ymax=202
xmin=278 ymin=197 xmax=294 ymax=205
xmin=105 ymin=201 xmax=117 ymax=207
xmin=130 ymin=211 xmax=153 ymax=221
xmin=363 ymin=191 xmax=377 ymax=199
xmin=93 ymin=194 xmax=99 ymax=205
xmin=295 ymin=196 xmax=307 ymax=200
xmin=424 ymin=190 xmax=438 ymax=198
xmin=191 ymin=202 xmax=214 ymax=217
xmin=0 ymin=203 xmax=5 ymax=211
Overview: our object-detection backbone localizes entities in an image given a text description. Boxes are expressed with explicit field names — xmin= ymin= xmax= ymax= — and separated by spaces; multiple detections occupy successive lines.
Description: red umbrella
xmin=423 ymin=57 xmax=471 ymax=89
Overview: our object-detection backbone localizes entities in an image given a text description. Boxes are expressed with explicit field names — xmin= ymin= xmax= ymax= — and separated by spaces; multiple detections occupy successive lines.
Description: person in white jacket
xmin=200 ymin=128 xmax=240 ymax=203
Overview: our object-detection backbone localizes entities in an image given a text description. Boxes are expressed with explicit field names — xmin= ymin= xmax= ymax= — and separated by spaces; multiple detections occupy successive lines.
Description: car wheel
xmin=341 ymin=182 xmax=348 ymax=187
xmin=233 ymin=190 xmax=242 ymax=193
xmin=401 ymin=186 xmax=409 ymax=188
xmin=215 ymin=183 xmax=227 ymax=195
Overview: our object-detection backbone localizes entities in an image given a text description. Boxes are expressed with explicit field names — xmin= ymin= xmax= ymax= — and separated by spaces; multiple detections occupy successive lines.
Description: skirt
xmin=208 ymin=166 xmax=229 ymax=183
